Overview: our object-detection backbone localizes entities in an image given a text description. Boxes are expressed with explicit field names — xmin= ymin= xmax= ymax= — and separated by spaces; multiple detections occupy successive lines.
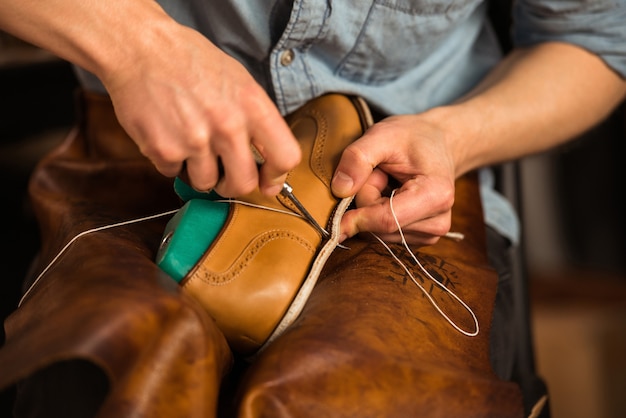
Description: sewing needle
xmin=280 ymin=182 xmax=331 ymax=239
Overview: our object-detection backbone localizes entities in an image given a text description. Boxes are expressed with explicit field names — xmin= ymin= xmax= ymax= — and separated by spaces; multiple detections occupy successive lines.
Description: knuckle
xmin=212 ymin=110 xmax=245 ymax=139
xmin=274 ymin=148 xmax=301 ymax=172
xmin=235 ymin=181 xmax=257 ymax=197
xmin=440 ymin=186 xmax=455 ymax=209
xmin=424 ymin=182 xmax=455 ymax=214
xmin=433 ymin=215 xmax=453 ymax=238
xmin=137 ymin=132 xmax=183 ymax=163
xmin=343 ymin=143 xmax=371 ymax=167
xmin=150 ymin=156 xmax=182 ymax=177
xmin=142 ymin=145 xmax=171 ymax=165
xmin=152 ymin=146 xmax=184 ymax=166
xmin=184 ymin=126 xmax=210 ymax=153
xmin=379 ymin=211 xmax=400 ymax=235
xmin=239 ymin=83 xmax=269 ymax=107
xmin=218 ymin=172 xmax=258 ymax=198
xmin=233 ymin=177 xmax=258 ymax=196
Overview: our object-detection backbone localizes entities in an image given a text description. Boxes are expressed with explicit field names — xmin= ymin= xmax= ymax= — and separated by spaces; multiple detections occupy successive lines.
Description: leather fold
xmin=0 ymin=91 xmax=233 ymax=418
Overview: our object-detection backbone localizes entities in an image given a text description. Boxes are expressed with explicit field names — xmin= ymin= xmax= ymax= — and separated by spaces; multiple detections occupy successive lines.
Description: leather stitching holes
xmin=194 ymin=229 xmax=316 ymax=285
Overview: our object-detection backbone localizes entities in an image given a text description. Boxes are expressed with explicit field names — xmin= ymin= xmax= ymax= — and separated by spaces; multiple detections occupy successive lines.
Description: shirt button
xmin=280 ymin=49 xmax=295 ymax=66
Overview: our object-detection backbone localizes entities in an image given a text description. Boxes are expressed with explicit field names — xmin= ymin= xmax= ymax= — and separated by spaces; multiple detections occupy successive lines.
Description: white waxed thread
xmin=18 ymin=200 xmax=314 ymax=307
xmin=370 ymin=189 xmax=479 ymax=337
xmin=19 ymin=194 xmax=478 ymax=337
xmin=18 ymin=209 xmax=179 ymax=307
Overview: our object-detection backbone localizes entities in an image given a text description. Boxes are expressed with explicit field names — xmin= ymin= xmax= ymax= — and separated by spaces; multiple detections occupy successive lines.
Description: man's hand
xmin=332 ymin=42 xmax=626 ymax=246
xmin=331 ymin=114 xmax=457 ymax=246
xmin=104 ymin=24 xmax=301 ymax=197
xmin=0 ymin=0 xmax=301 ymax=197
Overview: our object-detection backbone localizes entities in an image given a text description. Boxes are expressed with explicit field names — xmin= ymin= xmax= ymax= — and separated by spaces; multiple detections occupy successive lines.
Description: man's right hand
xmin=104 ymin=24 xmax=301 ymax=197
xmin=0 ymin=0 xmax=301 ymax=197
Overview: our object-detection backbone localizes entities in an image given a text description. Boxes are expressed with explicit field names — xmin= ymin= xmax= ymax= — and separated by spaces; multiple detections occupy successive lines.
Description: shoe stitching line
xmin=306 ymin=108 xmax=331 ymax=187
xmin=189 ymin=229 xmax=316 ymax=286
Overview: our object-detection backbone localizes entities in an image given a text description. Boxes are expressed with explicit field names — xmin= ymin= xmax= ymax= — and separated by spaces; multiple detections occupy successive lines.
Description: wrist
xmin=420 ymin=102 xmax=489 ymax=178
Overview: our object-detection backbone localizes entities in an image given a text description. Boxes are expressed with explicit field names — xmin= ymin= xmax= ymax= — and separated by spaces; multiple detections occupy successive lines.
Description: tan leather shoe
xmin=158 ymin=94 xmax=373 ymax=355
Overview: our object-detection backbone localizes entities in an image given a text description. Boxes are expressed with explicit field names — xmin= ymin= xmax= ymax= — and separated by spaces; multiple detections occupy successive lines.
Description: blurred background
xmin=1 ymin=32 xmax=625 ymax=417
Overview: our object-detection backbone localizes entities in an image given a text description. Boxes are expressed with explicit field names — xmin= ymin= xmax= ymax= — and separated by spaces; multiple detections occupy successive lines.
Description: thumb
xmin=332 ymin=136 xmax=385 ymax=197
xmin=330 ymin=169 xmax=356 ymax=197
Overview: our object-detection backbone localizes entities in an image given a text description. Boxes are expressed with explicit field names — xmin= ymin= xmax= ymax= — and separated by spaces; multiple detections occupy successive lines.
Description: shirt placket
xmin=270 ymin=0 xmax=330 ymax=115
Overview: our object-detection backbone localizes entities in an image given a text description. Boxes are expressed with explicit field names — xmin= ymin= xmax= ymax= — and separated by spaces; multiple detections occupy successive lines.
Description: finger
xmin=253 ymin=123 xmax=302 ymax=196
xmin=132 ymin=127 xmax=186 ymax=179
xmin=340 ymin=204 xmax=446 ymax=246
xmin=214 ymin=134 xmax=260 ymax=197
xmin=248 ymin=104 xmax=301 ymax=196
xmin=384 ymin=185 xmax=453 ymax=239
xmin=341 ymin=184 xmax=452 ymax=243
xmin=353 ymin=168 xmax=389 ymax=208
xmin=153 ymin=160 xmax=184 ymax=179
xmin=370 ymin=203 xmax=450 ymax=246
xmin=331 ymin=127 xmax=393 ymax=198
xmin=367 ymin=226 xmax=443 ymax=247
xmin=184 ymin=151 xmax=221 ymax=192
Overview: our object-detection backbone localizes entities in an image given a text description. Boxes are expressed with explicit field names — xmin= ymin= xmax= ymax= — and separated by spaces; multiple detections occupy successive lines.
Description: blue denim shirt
xmin=76 ymin=0 xmax=626 ymax=245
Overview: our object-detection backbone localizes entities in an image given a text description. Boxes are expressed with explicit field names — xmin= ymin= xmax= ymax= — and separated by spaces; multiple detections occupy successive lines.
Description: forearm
xmin=432 ymin=42 xmax=626 ymax=177
xmin=0 ymin=0 xmax=176 ymax=85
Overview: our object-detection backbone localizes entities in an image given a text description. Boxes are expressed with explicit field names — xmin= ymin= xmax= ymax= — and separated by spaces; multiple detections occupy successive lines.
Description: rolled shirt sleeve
xmin=513 ymin=0 xmax=626 ymax=78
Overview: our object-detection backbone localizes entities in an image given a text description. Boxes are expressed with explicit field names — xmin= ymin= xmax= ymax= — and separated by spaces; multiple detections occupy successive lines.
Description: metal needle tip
xmin=280 ymin=182 xmax=331 ymax=239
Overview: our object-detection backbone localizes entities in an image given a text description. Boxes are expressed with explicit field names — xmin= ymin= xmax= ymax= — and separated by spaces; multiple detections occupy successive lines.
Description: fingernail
xmin=332 ymin=171 xmax=353 ymax=195
xmin=338 ymin=233 xmax=348 ymax=243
